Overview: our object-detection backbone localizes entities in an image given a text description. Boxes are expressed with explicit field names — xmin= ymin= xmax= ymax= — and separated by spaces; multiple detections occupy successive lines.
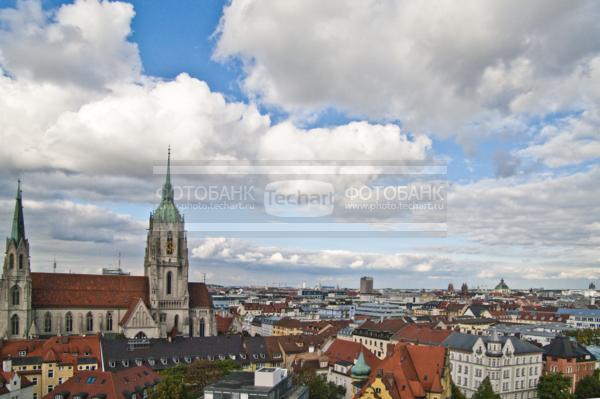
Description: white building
xmin=444 ymin=332 xmax=543 ymax=399
xmin=558 ymin=309 xmax=600 ymax=329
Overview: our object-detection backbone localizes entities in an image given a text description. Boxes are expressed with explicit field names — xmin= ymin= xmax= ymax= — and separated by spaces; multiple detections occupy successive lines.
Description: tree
xmin=183 ymin=359 xmax=241 ymax=398
xmin=537 ymin=373 xmax=574 ymax=399
xmin=294 ymin=369 xmax=345 ymax=399
xmin=451 ymin=381 xmax=467 ymax=399
xmin=575 ymin=375 xmax=600 ymax=399
xmin=471 ymin=377 xmax=501 ymax=399
xmin=149 ymin=375 xmax=186 ymax=399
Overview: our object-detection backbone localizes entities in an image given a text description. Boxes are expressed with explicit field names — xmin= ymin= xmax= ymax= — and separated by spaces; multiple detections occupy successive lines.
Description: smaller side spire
xmin=10 ymin=180 xmax=26 ymax=243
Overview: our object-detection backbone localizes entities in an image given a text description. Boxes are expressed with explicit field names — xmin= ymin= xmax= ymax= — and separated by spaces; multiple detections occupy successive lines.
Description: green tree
xmin=537 ymin=373 xmax=574 ymax=399
xmin=149 ymin=375 xmax=186 ymax=399
xmin=471 ymin=377 xmax=501 ymax=399
xmin=183 ymin=359 xmax=241 ymax=398
xmin=451 ymin=381 xmax=467 ymax=399
xmin=294 ymin=369 xmax=345 ymax=399
xmin=575 ymin=375 xmax=600 ymax=399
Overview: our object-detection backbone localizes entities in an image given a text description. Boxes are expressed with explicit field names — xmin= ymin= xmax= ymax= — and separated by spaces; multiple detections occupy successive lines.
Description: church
xmin=0 ymin=150 xmax=216 ymax=339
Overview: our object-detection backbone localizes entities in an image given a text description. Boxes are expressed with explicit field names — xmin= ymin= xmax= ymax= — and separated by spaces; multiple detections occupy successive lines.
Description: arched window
xmin=65 ymin=312 xmax=73 ymax=332
xmin=44 ymin=312 xmax=52 ymax=333
xmin=8 ymin=253 xmax=14 ymax=269
xmin=86 ymin=312 xmax=94 ymax=332
xmin=200 ymin=318 xmax=205 ymax=337
xmin=11 ymin=285 xmax=19 ymax=306
xmin=174 ymin=314 xmax=179 ymax=329
xmin=166 ymin=271 xmax=172 ymax=295
xmin=106 ymin=312 xmax=113 ymax=331
xmin=18 ymin=254 xmax=23 ymax=270
xmin=135 ymin=331 xmax=147 ymax=340
xmin=11 ymin=314 xmax=19 ymax=335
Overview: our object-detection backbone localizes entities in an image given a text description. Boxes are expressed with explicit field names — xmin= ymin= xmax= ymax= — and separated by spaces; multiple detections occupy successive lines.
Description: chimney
xmin=3 ymin=359 xmax=12 ymax=372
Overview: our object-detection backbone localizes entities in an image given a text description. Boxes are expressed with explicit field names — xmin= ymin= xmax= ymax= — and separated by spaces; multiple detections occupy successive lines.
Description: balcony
xmin=158 ymin=298 xmax=187 ymax=309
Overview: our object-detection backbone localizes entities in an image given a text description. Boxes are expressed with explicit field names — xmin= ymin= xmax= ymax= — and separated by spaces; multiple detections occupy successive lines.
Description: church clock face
xmin=166 ymin=233 xmax=174 ymax=255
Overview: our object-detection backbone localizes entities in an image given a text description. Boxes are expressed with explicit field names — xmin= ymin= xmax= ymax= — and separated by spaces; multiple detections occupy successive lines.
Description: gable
xmin=120 ymin=299 xmax=157 ymax=329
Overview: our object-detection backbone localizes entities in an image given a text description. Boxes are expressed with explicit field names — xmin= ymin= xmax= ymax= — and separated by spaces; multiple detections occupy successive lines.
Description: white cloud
xmin=520 ymin=109 xmax=600 ymax=167
xmin=215 ymin=0 xmax=600 ymax=139
xmin=191 ymin=236 xmax=450 ymax=273
xmin=0 ymin=0 xmax=140 ymax=88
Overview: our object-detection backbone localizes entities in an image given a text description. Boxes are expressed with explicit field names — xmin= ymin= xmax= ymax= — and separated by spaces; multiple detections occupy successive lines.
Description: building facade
xmin=543 ymin=336 xmax=596 ymax=393
xmin=444 ymin=332 xmax=543 ymax=399
xmin=359 ymin=277 xmax=373 ymax=294
xmin=0 ymin=151 xmax=215 ymax=340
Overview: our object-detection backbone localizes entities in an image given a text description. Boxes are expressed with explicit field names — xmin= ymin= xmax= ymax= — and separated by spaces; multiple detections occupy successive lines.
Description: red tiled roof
xmin=359 ymin=343 xmax=447 ymax=399
xmin=325 ymin=339 xmax=380 ymax=368
xmin=216 ymin=315 xmax=234 ymax=334
xmin=31 ymin=273 xmax=149 ymax=309
xmin=392 ymin=325 xmax=452 ymax=346
xmin=1 ymin=335 xmax=102 ymax=368
xmin=189 ymin=282 xmax=213 ymax=308
xmin=42 ymin=366 xmax=159 ymax=399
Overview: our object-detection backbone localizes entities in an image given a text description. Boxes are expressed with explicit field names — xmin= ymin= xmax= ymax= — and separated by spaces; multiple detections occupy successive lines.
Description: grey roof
xmin=543 ymin=336 xmax=595 ymax=360
xmin=101 ymin=335 xmax=272 ymax=371
xmin=557 ymin=308 xmax=600 ymax=316
xmin=443 ymin=332 xmax=543 ymax=354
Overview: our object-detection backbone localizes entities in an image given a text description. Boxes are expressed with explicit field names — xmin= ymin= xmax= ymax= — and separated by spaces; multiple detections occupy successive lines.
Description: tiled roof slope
xmin=189 ymin=282 xmax=213 ymax=308
xmin=443 ymin=332 xmax=543 ymax=354
xmin=43 ymin=366 xmax=159 ymax=399
xmin=392 ymin=324 xmax=453 ymax=346
xmin=543 ymin=336 xmax=596 ymax=360
xmin=324 ymin=339 xmax=379 ymax=368
xmin=1 ymin=335 xmax=102 ymax=367
xmin=31 ymin=273 xmax=149 ymax=308
xmin=359 ymin=343 xmax=446 ymax=399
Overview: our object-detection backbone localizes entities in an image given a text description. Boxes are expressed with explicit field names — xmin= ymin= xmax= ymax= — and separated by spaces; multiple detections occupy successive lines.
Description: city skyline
xmin=0 ymin=0 xmax=599 ymax=289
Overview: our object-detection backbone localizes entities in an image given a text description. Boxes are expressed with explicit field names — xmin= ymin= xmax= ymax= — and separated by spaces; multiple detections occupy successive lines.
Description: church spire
xmin=161 ymin=146 xmax=174 ymax=203
xmin=10 ymin=180 xmax=25 ymax=243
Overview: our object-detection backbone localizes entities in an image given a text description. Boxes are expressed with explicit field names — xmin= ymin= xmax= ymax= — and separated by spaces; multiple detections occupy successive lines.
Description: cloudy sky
xmin=0 ymin=0 xmax=599 ymax=289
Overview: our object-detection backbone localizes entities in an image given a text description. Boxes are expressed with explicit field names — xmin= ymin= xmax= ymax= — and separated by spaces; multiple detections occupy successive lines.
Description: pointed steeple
xmin=161 ymin=146 xmax=174 ymax=203
xmin=10 ymin=180 xmax=25 ymax=243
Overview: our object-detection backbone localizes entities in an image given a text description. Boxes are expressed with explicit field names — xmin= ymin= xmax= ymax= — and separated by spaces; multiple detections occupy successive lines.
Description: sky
xmin=0 ymin=0 xmax=599 ymax=289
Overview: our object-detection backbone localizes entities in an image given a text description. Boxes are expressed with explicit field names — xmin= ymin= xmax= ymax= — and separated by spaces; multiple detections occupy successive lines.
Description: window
xmin=166 ymin=271 xmax=173 ymax=295
xmin=9 ymin=253 xmax=14 ymax=269
xmin=65 ymin=312 xmax=73 ymax=332
xmin=44 ymin=312 xmax=52 ymax=333
xmin=11 ymin=285 xmax=19 ymax=306
xmin=200 ymin=318 xmax=206 ymax=337
xmin=86 ymin=312 xmax=94 ymax=332
xmin=86 ymin=376 xmax=96 ymax=384
xmin=47 ymin=385 xmax=53 ymax=393
xmin=106 ymin=312 xmax=113 ymax=331
xmin=10 ymin=314 xmax=19 ymax=335
xmin=48 ymin=369 xmax=54 ymax=378
xmin=18 ymin=254 xmax=24 ymax=269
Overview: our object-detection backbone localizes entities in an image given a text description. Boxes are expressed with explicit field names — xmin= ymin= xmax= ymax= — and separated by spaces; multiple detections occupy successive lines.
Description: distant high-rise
xmin=360 ymin=276 xmax=374 ymax=294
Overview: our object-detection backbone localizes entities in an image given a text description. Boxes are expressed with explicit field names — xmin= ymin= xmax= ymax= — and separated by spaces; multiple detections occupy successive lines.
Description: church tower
xmin=0 ymin=181 xmax=33 ymax=338
xmin=144 ymin=149 xmax=190 ymax=337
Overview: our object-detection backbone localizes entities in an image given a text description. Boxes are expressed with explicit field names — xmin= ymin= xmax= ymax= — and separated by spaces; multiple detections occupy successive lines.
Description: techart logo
xmin=264 ymin=180 xmax=335 ymax=217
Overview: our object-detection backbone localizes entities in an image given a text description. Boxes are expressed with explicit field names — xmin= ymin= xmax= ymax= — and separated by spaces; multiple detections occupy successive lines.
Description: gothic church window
xmin=86 ymin=312 xmax=94 ymax=331
xmin=9 ymin=253 xmax=14 ymax=269
xmin=18 ymin=254 xmax=23 ymax=269
xmin=106 ymin=312 xmax=113 ymax=331
xmin=44 ymin=312 xmax=52 ymax=333
xmin=166 ymin=271 xmax=173 ymax=295
xmin=11 ymin=314 xmax=19 ymax=335
xmin=65 ymin=312 xmax=73 ymax=332
xmin=11 ymin=285 xmax=19 ymax=305
xmin=200 ymin=318 xmax=205 ymax=337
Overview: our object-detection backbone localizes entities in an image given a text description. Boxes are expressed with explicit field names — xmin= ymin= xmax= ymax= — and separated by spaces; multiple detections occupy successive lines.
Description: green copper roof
xmin=351 ymin=351 xmax=371 ymax=377
xmin=10 ymin=180 xmax=25 ymax=243
xmin=152 ymin=147 xmax=181 ymax=223
xmin=495 ymin=278 xmax=509 ymax=290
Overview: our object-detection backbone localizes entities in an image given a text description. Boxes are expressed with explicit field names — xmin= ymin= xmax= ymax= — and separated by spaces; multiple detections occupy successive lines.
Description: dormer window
xmin=172 ymin=357 xmax=179 ymax=364
xmin=161 ymin=358 xmax=168 ymax=365
xmin=184 ymin=356 xmax=191 ymax=364
xmin=109 ymin=361 xmax=116 ymax=368
xmin=122 ymin=360 xmax=129 ymax=367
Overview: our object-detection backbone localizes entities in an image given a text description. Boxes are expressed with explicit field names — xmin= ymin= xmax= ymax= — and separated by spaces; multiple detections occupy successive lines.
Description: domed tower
xmin=351 ymin=351 xmax=371 ymax=393
xmin=0 ymin=181 xmax=33 ymax=338
xmin=144 ymin=148 xmax=190 ymax=337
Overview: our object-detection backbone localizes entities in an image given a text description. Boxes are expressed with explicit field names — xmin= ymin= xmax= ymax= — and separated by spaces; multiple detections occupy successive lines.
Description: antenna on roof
xmin=53 ymin=256 xmax=57 ymax=273
xmin=203 ymin=273 xmax=206 ymax=284
xmin=118 ymin=251 xmax=122 ymax=268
